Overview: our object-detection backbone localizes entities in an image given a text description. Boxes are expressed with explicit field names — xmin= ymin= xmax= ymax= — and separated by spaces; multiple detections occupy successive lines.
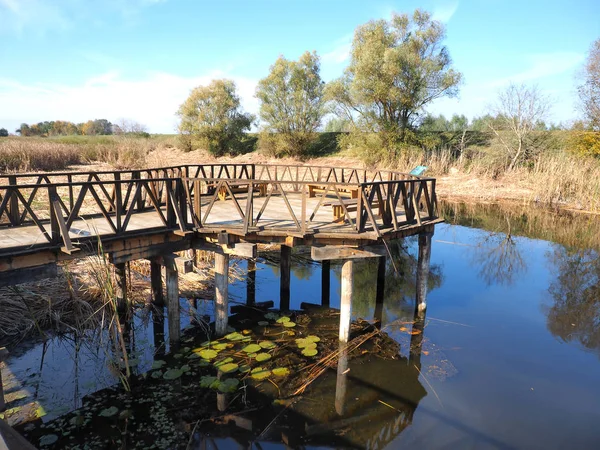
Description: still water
xmin=2 ymin=201 xmax=600 ymax=449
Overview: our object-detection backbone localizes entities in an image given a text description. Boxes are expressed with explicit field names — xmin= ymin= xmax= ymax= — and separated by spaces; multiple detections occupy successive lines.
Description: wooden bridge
xmin=0 ymin=163 xmax=441 ymax=283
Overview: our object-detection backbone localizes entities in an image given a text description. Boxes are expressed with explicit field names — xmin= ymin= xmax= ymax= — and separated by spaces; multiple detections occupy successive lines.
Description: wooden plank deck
xmin=0 ymin=192 xmax=422 ymax=251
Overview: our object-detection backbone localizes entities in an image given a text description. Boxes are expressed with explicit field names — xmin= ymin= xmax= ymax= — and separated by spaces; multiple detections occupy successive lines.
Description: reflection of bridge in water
xmin=0 ymin=163 xmax=440 ymax=448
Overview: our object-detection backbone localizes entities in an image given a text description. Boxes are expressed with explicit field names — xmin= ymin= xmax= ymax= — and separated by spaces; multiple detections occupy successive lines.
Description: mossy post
xmin=339 ymin=259 xmax=354 ymax=343
xmin=416 ymin=231 xmax=433 ymax=312
xmin=280 ymin=245 xmax=291 ymax=310
xmin=215 ymin=252 xmax=229 ymax=337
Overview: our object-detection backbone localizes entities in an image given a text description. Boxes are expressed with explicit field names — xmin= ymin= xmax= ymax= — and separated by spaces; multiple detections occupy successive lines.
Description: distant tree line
xmin=13 ymin=118 xmax=149 ymax=138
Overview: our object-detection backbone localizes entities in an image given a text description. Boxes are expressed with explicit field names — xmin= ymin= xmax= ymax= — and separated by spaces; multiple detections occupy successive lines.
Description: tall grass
xmin=0 ymin=135 xmax=178 ymax=172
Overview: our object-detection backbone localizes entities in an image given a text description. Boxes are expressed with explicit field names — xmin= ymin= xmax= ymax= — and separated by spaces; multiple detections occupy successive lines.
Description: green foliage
xmin=327 ymin=9 xmax=462 ymax=163
xmin=15 ymin=119 xmax=114 ymax=137
xmin=177 ymin=79 xmax=254 ymax=156
xmin=0 ymin=128 xmax=8 ymax=137
xmin=256 ymin=51 xmax=325 ymax=158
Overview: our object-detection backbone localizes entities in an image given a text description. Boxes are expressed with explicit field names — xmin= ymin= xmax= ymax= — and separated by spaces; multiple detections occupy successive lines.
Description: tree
xmin=326 ymin=9 xmax=462 ymax=161
xmin=177 ymin=79 xmax=253 ymax=156
xmin=0 ymin=128 xmax=8 ymax=137
xmin=577 ymin=39 xmax=600 ymax=130
xmin=486 ymin=83 xmax=551 ymax=170
xmin=256 ymin=51 xmax=325 ymax=157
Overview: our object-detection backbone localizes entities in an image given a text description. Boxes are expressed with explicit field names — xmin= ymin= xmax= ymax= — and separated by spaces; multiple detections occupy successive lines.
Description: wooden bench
xmin=213 ymin=183 xmax=268 ymax=201
xmin=307 ymin=184 xmax=358 ymax=199
xmin=323 ymin=198 xmax=385 ymax=222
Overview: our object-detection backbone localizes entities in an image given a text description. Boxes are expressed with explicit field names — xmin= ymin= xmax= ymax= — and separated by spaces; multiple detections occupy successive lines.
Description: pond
xmin=1 ymin=200 xmax=600 ymax=449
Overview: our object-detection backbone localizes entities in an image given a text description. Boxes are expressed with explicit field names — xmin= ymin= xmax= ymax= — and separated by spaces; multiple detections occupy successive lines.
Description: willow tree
xmin=177 ymin=79 xmax=253 ymax=156
xmin=326 ymin=9 xmax=462 ymax=163
xmin=256 ymin=51 xmax=324 ymax=157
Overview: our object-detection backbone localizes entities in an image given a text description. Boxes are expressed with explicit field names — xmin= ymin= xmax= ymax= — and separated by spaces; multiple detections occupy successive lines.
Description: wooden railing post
xmin=48 ymin=185 xmax=61 ymax=245
xmin=166 ymin=179 xmax=176 ymax=229
xmin=177 ymin=178 xmax=188 ymax=230
xmin=8 ymin=175 xmax=19 ymax=225
xmin=114 ymin=173 xmax=123 ymax=233
xmin=132 ymin=171 xmax=144 ymax=211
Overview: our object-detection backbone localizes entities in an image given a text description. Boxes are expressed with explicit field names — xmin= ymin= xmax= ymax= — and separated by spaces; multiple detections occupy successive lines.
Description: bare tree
xmin=487 ymin=83 xmax=551 ymax=170
xmin=577 ymin=39 xmax=600 ymax=130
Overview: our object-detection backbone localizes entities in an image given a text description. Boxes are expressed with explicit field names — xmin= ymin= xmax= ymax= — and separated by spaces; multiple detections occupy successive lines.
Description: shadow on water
xmin=2 ymin=200 xmax=600 ymax=448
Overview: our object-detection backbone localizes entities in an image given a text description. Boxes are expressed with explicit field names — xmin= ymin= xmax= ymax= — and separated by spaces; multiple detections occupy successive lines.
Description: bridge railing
xmin=0 ymin=163 xmax=436 ymax=253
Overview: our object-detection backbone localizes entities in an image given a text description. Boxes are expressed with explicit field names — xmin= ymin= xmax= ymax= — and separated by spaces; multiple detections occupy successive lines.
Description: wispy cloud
xmin=0 ymin=71 xmax=258 ymax=133
xmin=432 ymin=1 xmax=459 ymax=23
xmin=488 ymin=51 xmax=585 ymax=87
xmin=0 ymin=0 xmax=168 ymax=34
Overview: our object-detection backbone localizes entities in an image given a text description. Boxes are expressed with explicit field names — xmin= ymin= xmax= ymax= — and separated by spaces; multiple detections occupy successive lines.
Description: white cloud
xmin=0 ymin=71 xmax=259 ymax=134
xmin=322 ymin=38 xmax=352 ymax=65
xmin=432 ymin=1 xmax=459 ymax=23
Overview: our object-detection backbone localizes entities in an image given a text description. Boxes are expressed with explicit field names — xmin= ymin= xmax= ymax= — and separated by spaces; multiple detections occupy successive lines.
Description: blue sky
xmin=1 ymin=0 xmax=599 ymax=133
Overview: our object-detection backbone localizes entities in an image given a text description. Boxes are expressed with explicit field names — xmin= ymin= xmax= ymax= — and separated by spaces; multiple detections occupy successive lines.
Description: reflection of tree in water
xmin=546 ymin=246 xmax=600 ymax=356
xmin=472 ymin=219 xmax=527 ymax=286
xmin=345 ymin=239 xmax=443 ymax=324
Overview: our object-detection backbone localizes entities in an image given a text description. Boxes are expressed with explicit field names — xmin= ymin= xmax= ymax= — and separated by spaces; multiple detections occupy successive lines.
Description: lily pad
xmin=218 ymin=378 xmax=240 ymax=393
xmin=39 ymin=434 xmax=59 ymax=446
xmin=276 ymin=316 xmax=291 ymax=323
xmin=239 ymin=364 xmax=251 ymax=373
xmin=214 ymin=357 xmax=234 ymax=368
xmin=302 ymin=348 xmax=318 ymax=357
xmin=306 ymin=335 xmax=321 ymax=343
xmin=250 ymin=367 xmax=272 ymax=380
xmin=219 ymin=363 xmax=239 ymax=374
xmin=151 ymin=370 xmax=163 ymax=379
xmin=198 ymin=349 xmax=218 ymax=360
xmin=225 ymin=331 xmax=245 ymax=341
xmin=151 ymin=360 xmax=166 ymax=370
xmin=255 ymin=352 xmax=272 ymax=362
xmin=163 ymin=369 xmax=184 ymax=380
xmin=200 ymin=376 xmax=217 ymax=388
xmin=272 ymin=367 xmax=290 ymax=377
xmin=212 ymin=342 xmax=230 ymax=350
xmin=242 ymin=344 xmax=261 ymax=353
xmin=99 ymin=406 xmax=119 ymax=417
xmin=257 ymin=321 xmax=269 ymax=326
xmin=259 ymin=340 xmax=276 ymax=349
xmin=181 ymin=365 xmax=191 ymax=372
xmin=264 ymin=312 xmax=279 ymax=320
xmin=283 ymin=321 xmax=296 ymax=328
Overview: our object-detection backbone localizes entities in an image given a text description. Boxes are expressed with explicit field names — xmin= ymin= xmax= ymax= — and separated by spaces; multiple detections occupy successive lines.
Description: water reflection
xmin=546 ymin=246 xmax=600 ymax=356
xmin=471 ymin=229 xmax=527 ymax=286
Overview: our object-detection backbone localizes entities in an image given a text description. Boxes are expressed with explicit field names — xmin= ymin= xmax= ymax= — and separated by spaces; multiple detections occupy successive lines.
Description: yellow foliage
xmin=569 ymin=131 xmax=600 ymax=157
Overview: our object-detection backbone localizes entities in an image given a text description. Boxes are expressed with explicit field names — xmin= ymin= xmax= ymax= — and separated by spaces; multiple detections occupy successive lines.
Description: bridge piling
xmin=246 ymin=259 xmax=256 ymax=306
xmin=114 ymin=262 xmax=128 ymax=313
xmin=214 ymin=252 xmax=229 ymax=337
xmin=416 ymin=231 xmax=433 ymax=312
xmin=374 ymin=255 xmax=386 ymax=328
xmin=280 ymin=245 xmax=291 ymax=310
xmin=321 ymin=260 xmax=330 ymax=307
xmin=339 ymin=259 xmax=354 ymax=344
xmin=164 ymin=257 xmax=180 ymax=348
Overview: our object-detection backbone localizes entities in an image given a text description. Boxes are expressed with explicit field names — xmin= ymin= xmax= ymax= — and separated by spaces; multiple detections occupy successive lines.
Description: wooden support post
xmin=114 ymin=262 xmax=128 ymax=313
xmin=215 ymin=252 xmax=229 ymax=337
xmin=416 ymin=231 xmax=433 ymax=312
xmin=165 ymin=258 xmax=180 ymax=348
xmin=335 ymin=341 xmax=348 ymax=416
xmin=152 ymin=307 xmax=166 ymax=359
xmin=246 ymin=259 xmax=256 ymax=306
xmin=321 ymin=260 xmax=330 ymax=307
xmin=150 ymin=259 xmax=164 ymax=307
xmin=410 ymin=308 xmax=426 ymax=370
xmin=374 ymin=255 xmax=386 ymax=328
xmin=280 ymin=245 xmax=291 ymax=310
xmin=0 ymin=347 xmax=8 ymax=413
xmin=339 ymin=259 xmax=354 ymax=343
xmin=8 ymin=175 xmax=19 ymax=226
